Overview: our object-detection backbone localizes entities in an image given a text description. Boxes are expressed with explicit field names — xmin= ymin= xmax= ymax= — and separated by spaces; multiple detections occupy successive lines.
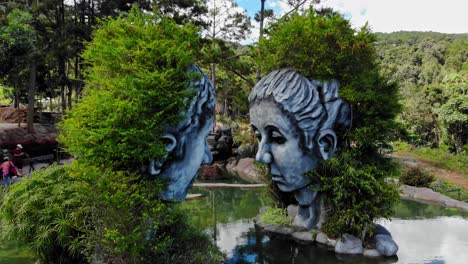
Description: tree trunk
xmin=27 ymin=60 xmax=36 ymax=133
xmin=210 ymin=62 xmax=217 ymax=131
xmin=256 ymin=0 xmax=266 ymax=82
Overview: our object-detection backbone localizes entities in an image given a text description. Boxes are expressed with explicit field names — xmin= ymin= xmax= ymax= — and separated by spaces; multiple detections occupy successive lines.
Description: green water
xmin=0 ymin=240 xmax=35 ymax=264
xmin=180 ymin=187 xmax=267 ymax=229
xmin=181 ymin=187 xmax=468 ymax=264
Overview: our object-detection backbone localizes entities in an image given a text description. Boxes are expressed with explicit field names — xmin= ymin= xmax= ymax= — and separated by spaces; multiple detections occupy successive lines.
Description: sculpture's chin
xmin=160 ymin=174 xmax=197 ymax=202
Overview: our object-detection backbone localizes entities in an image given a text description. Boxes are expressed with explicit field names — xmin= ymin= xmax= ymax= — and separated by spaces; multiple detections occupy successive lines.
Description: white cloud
xmin=318 ymin=0 xmax=468 ymax=33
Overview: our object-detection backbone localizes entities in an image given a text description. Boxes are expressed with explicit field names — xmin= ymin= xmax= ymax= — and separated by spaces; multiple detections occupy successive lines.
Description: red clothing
xmin=1 ymin=161 xmax=16 ymax=177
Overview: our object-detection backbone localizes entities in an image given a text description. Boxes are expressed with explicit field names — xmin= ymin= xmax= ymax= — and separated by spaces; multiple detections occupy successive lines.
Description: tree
xmin=0 ymin=8 xmax=37 ymax=132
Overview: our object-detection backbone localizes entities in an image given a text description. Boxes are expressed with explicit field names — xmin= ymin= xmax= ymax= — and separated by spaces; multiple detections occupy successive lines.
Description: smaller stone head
xmin=149 ymin=65 xmax=215 ymax=202
xmin=249 ymin=68 xmax=351 ymax=193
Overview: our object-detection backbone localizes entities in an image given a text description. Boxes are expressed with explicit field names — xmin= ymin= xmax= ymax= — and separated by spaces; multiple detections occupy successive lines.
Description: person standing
xmin=13 ymin=144 xmax=25 ymax=176
xmin=1 ymin=157 xmax=17 ymax=188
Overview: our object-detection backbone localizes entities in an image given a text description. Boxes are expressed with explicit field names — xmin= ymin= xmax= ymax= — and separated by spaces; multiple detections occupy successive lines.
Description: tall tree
xmin=0 ymin=8 xmax=37 ymax=131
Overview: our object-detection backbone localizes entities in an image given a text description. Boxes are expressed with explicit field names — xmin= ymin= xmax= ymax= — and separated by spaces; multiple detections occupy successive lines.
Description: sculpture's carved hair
xmin=170 ymin=64 xmax=216 ymax=158
xmin=248 ymin=68 xmax=350 ymax=152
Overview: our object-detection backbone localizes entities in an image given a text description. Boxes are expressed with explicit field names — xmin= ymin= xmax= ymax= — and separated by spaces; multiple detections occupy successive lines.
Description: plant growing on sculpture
xmin=50 ymin=6 xmax=221 ymax=262
xmin=254 ymin=7 xmax=401 ymax=236
xmin=59 ymin=6 xmax=201 ymax=172
xmin=310 ymin=153 xmax=400 ymax=238
xmin=257 ymin=7 xmax=401 ymax=153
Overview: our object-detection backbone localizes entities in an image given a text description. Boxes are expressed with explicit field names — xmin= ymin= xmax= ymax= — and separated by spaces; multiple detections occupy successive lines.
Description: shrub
xmin=59 ymin=6 xmax=201 ymax=172
xmin=400 ymin=166 xmax=435 ymax=187
xmin=310 ymin=152 xmax=400 ymax=238
xmin=0 ymin=165 xmax=93 ymax=263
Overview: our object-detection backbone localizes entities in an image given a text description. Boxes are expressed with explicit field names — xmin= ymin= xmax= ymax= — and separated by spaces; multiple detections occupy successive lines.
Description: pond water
xmin=181 ymin=187 xmax=468 ymax=264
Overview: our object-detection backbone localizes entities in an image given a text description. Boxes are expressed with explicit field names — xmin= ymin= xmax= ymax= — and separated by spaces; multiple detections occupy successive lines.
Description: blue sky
xmin=234 ymin=0 xmax=468 ymax=43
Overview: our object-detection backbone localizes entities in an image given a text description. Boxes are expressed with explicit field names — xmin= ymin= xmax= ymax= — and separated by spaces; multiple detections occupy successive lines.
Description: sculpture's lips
xmin=271 ymin=176 xmax=283 ymax=182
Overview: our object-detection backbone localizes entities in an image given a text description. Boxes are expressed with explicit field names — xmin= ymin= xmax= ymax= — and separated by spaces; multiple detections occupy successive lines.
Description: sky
xmin=234 ymin=0 xmax=468 ymax=43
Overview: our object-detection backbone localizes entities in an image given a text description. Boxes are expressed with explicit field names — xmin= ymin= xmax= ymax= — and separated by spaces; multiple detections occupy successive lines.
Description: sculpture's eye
xmin=254 ymin=130 xmax=262 ymax=142
xmin=271 ymin=131 xmax=286 ymax=144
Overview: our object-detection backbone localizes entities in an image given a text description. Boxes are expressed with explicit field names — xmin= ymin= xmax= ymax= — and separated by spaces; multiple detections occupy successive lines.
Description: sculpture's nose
xmin=202 ymin=141 xmax=213 ymax=165
xmin=256 ymin=142 xmax=272 ymax=164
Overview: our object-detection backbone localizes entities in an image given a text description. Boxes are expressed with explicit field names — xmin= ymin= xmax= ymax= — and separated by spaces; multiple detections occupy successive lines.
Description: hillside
xmin=374 ymin=31 xmax=467 ymax=154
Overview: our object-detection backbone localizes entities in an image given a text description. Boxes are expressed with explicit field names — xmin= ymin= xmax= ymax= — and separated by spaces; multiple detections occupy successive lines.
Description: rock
xmin=335 ymin=234 xmax=364 ymax=254
xmin=399 ymin=184 xmax=468 ymax=212
xmin=363 ymin=249 xmax=382 ymax=257
xmin=264 ymin=225 xmax=294 ymax=236
xmin=374 ymin=224 xmax=392 ymax=237
xmin=186 ymin=194 xmax=203 ymax=200
xmin=375 ymin=234 xmax=398 ymax=257
xmin=226 ymin=157 xmax=265 ymax=183
xmin=292 ymin=231 xmax=315 ymax=243
xmin=200 ymin=163 xmax=226 ymax=180
xmin=236 ymin=143 xmax=256 ymax=158
xmin=287 ymin=204 xmax=298 ymax=218
xmin=259 ymin=206 xmax=269 ymax=214
xmin=315 ymin=232 xmax=329 ymax=245
xmin=328 ymin=238 xmax=337 ymax=247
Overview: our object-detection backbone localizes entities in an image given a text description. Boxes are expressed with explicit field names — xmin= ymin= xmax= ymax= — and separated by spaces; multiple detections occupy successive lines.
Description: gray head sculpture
xmin=149 ymin=64 xmax=215 ymax=202
xmin=249 ymin=68 xmax=351 ymax=229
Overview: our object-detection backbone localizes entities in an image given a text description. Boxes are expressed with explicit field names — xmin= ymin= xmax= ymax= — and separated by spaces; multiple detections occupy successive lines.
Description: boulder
xmin=375 ymin=234 xmax=399 ymax=257
xmin=200 ymin=163 xmax=226 ymax=180
xmin=315 ymin=232 xmax=330 ymax=245
xmin=226 ymin=158 xmax=265 ymax=183
xmin=264 ymin=225 xmax=294 ymax=236
xmin=287 ymin=204 xmax=299 ymax=218
xmin=292 ymin=231 xmax=315 ymax=243
xmin=363 ymin=249 xmax=382 ymax=257
xmin=335 ymin=234 xmax=364 ymax=254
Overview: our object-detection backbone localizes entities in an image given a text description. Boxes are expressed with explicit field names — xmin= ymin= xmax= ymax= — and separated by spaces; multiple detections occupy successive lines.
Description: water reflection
xmin=181 ymin=188 xmax=468 ymax=264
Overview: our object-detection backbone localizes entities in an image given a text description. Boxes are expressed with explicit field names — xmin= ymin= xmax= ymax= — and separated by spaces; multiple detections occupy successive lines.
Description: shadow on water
xmin=181 ymin=187 xmax=468 ymax=264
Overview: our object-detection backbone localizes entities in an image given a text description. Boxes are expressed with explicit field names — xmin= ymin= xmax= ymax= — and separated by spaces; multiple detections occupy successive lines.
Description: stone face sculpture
xmin=149 ymin=65 xmax=216 ymax=202
xmin=249 ymin=68 xmax=351 ymax=230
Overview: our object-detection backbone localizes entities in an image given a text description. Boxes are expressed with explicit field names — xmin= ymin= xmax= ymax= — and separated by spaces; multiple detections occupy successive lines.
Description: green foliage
xmin=375 ymin=32 xmax=468 ymax=152
xmin=310 ymin=152 xmax=400 ymax=238
xmin=59 ymin=6 xmax=201 ymax=171
xmin=0 ymin=165 xmax=93 ymax=263
xmin=400 ymin=166 xmax=435 ymax=187
xmin=259 ymin=207 xmax=292 ymax=226
xmin=392 ymin=141 xmax=468 ymax=175
xmin=0 ymin=8 xmax=36 ymax=90
xmin=257 ymin=8 xmax=401 ymax=154
xmin=256 ymin=7 xmax=400 ymax=237
xmin=232 ymin=119 xmax=256 ymax=149
xmin=437 ymin=94 xmax=468 ymax=154
xmin=430 ymin=180 xmax=468 ymax=202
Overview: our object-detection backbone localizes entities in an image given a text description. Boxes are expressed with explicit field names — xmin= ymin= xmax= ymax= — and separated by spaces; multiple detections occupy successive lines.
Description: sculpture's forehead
xmin=249 ymin=99 xmax=295 ymax=132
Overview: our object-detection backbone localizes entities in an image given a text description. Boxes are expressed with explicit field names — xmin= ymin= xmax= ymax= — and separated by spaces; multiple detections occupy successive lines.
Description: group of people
xmin=1 ymin=144 xmax=26 ymax=188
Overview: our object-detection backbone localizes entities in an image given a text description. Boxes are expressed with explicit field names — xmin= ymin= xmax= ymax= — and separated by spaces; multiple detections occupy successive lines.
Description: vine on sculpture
xmin=249 ymin=68 xmax=351 ymax=230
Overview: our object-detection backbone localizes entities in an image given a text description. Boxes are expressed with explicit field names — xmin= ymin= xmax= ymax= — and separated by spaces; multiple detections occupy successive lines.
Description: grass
xmin=431 ymin=180 xmax=468 ymax=202
xmin=392 ymin=142 xmax=468 ymax=202
xmin=259 ymin=207 xmax=292 ymax=226
xmin=392 ymin=141 xmax=468 ymax=175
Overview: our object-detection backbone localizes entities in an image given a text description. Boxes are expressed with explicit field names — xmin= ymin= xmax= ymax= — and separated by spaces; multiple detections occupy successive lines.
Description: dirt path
xmin=390 ymin=153 xmax=468 ymax=189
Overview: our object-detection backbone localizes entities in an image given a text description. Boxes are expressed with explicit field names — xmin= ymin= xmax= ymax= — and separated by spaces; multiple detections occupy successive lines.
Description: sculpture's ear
xmin=316 ymin=129 xmax=337 ymax=160
xmin=162 ymin=133 xmax=177 ymax=153
xmin=149 ymin=134 xmax=178 ymax=175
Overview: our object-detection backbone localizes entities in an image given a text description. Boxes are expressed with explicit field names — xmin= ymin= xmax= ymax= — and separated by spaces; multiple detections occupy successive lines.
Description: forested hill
xmin=373 ymin=31 xmax=467 ymax=153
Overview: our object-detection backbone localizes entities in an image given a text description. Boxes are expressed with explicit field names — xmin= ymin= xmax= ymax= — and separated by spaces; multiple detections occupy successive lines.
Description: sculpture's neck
xmin=293 ymin=187 xmax=322 ymax=230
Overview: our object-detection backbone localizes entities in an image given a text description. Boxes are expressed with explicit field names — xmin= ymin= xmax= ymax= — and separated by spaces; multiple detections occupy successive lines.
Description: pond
xmin=181 ymin=187 xmax=468 ymax=264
